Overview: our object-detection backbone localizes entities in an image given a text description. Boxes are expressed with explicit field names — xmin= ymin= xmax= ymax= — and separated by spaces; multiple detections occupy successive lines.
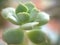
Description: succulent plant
xmin=2 ymin=2 xmax=50 ymax=45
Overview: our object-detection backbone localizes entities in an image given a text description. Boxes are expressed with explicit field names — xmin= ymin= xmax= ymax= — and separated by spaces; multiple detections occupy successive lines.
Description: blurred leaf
xmin=3 ymin=28 xmax=24 ymax=44
xmin=27 ymin=30 xmax=50 ymax=44
xmin=16 ymin=12 xmax=30 ymax=25
xmin=1 ymin=7 xmax=18 ymax=25
xmin=16 ymin=3 xmax=28 ymax=14
xmin=25 ymin=2 xmax=35 ymax=13
xmin=35 ymin=12 xmax=50 ymax=26
xmin=29 ymin=8 xmax=39 ymax=22
xmin=21 ymin=22 xmax=39 ymax=30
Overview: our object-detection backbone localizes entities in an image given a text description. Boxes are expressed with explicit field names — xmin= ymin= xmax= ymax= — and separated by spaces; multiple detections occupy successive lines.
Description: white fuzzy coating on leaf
xmin=22 ymin=22 xmax=39 ymax=27
xmin=40 ymin=12 xmax=50 ymax=21
xmin=7 ymin=13 xmax=17 ymax=22
xmin=2 ymin=7 xmax=15 ymax=18
xmin=1 ymin=7 xmax=17 ymax=23
xmin=21 ymin=22 xmax=39 ymax=30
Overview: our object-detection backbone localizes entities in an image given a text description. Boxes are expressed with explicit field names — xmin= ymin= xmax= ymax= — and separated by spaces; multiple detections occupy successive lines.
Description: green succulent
xmin=1 ymin=2 xmax=50 ymax=45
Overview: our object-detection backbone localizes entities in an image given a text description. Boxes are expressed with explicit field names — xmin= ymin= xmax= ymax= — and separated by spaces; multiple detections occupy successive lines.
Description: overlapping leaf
xmin=16 ymin=3 xmax=28 ymax=14
xmin=29 ymin=8 xmax=39 ymax=22
xmin=16 ymin=12 xmax=30 ymax=25
xmin=34 ymin=12 xmax=50 ymax=26
xmin=25 ymin=2 xmax=35 ymax=13
xmin=1 ymin=8 xmax=18 ymax=25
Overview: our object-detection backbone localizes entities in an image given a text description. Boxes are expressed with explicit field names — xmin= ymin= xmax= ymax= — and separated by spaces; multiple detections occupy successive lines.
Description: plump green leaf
xmin=16 ymin=12 xmax=30 ymax=25
xmin=29 ymin=8 xmax=39 ymax=22
xmin=27 ymin=30 xmax=50 ymax=44
xmin=16 ymin=3 xmax=28 ymax=14
xmin=3 ymin=28 xmax=24 ymax=44
xmin=25 ymin=2 xmax=35 ymax=13
xmin=35 ymin=12 xmax=50 ymax=26
xmin=1 ymin=8 xmax=18 ymax=25
xmin=21 ymin=22 xmax=39 ymax=30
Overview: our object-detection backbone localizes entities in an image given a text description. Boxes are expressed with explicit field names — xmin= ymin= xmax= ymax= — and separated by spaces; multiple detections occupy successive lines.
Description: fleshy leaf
xmin=16 ymin=12 xmax=30 ymax=25
xmin=3 ymin=28 xmax=24 ymax=44
xmin=16 ymin=3 xmax=28 ymax=14
xmin=21 ymin=22 xmax=39 ymax=30
xmin=29 ymin=8 xmax=39 ymax=22
xmin=1 ymin=7 xmax=18 ymax=25
xmin=35 ymin=12 xmax=50 ymax=26
xmin=27 ymin=30 xmax=50 ymax=44
xmin=25 ymin=2 xmax=35 ymax=13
